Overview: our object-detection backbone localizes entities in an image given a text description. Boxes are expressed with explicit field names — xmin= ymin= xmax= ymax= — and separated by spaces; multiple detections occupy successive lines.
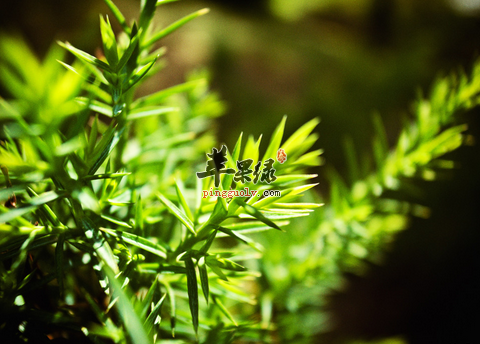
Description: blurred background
xmin=2 ymin=0 xmax=480 ymax=342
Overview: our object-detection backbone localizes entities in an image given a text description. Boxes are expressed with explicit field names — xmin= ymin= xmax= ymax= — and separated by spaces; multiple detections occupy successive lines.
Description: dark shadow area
xmin=324 ymin=109 xmax=480 ymax=343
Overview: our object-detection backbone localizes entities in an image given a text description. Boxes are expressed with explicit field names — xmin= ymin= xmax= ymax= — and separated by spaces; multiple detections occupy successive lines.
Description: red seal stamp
xmin=276 ymin=148 xmax=287 ymax=164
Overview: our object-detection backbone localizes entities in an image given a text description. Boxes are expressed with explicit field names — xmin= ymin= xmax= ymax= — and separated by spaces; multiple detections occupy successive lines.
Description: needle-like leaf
xmin=100 ymin=227 xmax=167 ymax=259
xmin=157 ymin=192 xmax=195 ymax=235
xmin=185 ymin=256 xmax=199 ymax=336
xmin=58 ymin=41 xmax=113 ymax=73
xmin=144 ymin=8 xmax=210 ymax=48
xmin=198 ymin=256 xmax=209 ymax=304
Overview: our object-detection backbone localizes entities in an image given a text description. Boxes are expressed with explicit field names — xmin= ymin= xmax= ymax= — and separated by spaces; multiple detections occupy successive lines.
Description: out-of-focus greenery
xmin=256 ymin=57 xmax=480 ymax=343
xmin=198 ymin=0 xmax=480 ymax=172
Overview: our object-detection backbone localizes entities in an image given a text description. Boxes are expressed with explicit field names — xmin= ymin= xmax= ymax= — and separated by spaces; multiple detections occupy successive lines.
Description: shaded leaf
xmin=0 ymin=191 xmax=62 ymax=223
xmin=55 ymin=233 xmax=66 ymax=297
xmin=185 ymin=256 xmax=199 ymax=335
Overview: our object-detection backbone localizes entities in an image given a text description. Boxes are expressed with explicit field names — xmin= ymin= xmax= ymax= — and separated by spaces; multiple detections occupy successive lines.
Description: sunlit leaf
xmin=127 ymin=106 xmax=177 ymax=120
xmin=144 ymin=8 xmax=210 ymax=48
xmin=198 ymin=256 xmax=209 ymax=304
xmin=58 ymin=41 xmax=113 ymax=73
xmin=262 ymin=115 xmax=286 ymax=162
xmin=100 ymin=227 xmax=167 ymax=259
xmin=206 ymin=255 xmax=246 ymax=272
xmin=157 ymin=192 xmax=195 ymax=235
xmin=232 ymin=198 xmax=281 ymax=230
xmin=212 ymin=295 xmax=238 ymax=326
xmin=100 ymin=15 xmax=119 ymax=68
xmin=144 ymin=293 xmax=167 ymax=334
xmin=174 ymin=178 xmax=194 ymax=222
xmin=199 ymin=229 xmax=217 ymax=254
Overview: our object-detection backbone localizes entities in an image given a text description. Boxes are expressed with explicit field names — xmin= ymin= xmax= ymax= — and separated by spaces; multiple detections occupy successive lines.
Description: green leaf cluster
xmin=0 ymin=1 xmax=321 ymax=343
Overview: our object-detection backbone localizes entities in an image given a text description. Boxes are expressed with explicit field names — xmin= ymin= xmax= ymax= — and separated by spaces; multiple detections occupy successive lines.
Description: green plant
xmin=2 ymin=1 xmax=480 ymax=344
xmin=0 ymin=1 xmax=320 ymax=343
xmin=255 ymin=54 xmax=480 ymax=343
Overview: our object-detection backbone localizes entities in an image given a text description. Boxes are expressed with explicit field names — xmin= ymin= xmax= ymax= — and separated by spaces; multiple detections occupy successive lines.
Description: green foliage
xmin=256 ymin=55 xmax=480 ymax=343
xmin=0 ymin=1 xmax=320 ymax=342
xmin=324 ymin=58 xmax=480 ymax=272
xmin=2 ymin=1 xmax=480 ymax=343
